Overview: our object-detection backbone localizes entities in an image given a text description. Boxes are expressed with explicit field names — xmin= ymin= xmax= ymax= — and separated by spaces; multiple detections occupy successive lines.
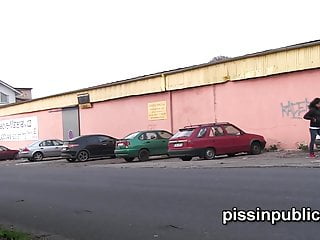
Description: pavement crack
xmin=166 ymin=224 xmax=184 ymax=230
xmin=74 ymin=209 xmax=93 ymax=214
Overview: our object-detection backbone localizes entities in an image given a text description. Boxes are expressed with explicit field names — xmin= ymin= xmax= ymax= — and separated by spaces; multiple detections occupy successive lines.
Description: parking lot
xmin=2 ymin=151 xmax=320 ymax=169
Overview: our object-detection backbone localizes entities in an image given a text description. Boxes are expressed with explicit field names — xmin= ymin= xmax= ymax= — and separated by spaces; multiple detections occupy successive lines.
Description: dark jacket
xmin=303 ymin=107 xmax=320 ymax=127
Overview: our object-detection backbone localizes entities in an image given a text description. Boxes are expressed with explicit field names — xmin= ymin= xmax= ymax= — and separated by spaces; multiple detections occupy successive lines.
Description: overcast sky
xmin=0 ymin=0 xmax=319 ymax=98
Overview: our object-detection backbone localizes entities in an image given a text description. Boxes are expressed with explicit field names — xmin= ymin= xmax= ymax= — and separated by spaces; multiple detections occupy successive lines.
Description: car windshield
xmin=172 ymin=129 xmax=194 ymax=138
xmin=124 ymin=132 xmax=140 ymax=139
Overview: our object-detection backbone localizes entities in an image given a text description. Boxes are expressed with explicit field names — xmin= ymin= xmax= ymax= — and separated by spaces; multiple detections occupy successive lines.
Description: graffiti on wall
xmin=0 ymin=116 xmax=38 ymax=141
xmin=281 ymin=98 xmax=310 ymax=119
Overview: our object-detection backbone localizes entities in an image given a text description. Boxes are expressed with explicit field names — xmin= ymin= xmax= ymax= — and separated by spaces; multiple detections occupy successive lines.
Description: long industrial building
xmin=1 ymin=40 xmax=320 ymax=150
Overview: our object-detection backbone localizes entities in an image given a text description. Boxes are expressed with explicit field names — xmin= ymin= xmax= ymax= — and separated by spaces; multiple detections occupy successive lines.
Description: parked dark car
xmin=0 ymin=145 xmax=19 ymax=160
xmin=168 ymin=122 xmax=266 ymax=161
xmin=19 ymin=139 xmax=64 ymax=161
xmin=61 ymin=134 xmax=117 ymax=162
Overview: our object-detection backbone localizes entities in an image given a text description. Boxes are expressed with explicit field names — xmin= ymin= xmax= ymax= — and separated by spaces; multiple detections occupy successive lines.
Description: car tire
xmin=250 ymin=141 xmax=262 ymax=155
xmin=124 ymin=157 xmax=135 ymax=162
xmin=204 ymin=148 xmax=215 ymax=160
xmin=181 ymin=156 xmax=192 ymax=161
xmin=32 ymin=152 xmax=43 ymax=161
xmin=66 ymin=158 xmax=76 ymax=162
xmin=138 ymin=149 xmax=149 ymax=162
xmin=77 ymin=150 xmax=89 ymax=161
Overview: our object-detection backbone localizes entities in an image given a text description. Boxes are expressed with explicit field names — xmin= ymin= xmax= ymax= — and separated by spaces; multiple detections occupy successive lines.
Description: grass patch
xmin=0 ymin=227 xmax=32 ymax=240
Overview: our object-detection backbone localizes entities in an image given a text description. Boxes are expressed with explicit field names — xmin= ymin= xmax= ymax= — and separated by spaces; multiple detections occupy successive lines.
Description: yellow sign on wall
xmin=148 ymin=101 xmax=167 ymax=121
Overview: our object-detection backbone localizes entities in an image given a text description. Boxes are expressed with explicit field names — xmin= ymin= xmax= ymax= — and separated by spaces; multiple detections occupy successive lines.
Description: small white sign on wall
xmin=0 ymin=116 xmax=38 ymax=141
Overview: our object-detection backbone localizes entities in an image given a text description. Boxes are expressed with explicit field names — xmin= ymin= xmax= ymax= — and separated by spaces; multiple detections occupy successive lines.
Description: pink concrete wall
xmin=79 ymin=69 xmax=319 ymax=149
xmin=1 ymin=69 xmax=318 ymax=150
xmin=0 ymin=110 xmax=63 ymax=150
xmin=214 ymin=70 xmax=317 ymax=149
xmin=171 ymin=86 xmax=215 ymax=130
xmin=79 ymin=93 xmax=172 ymax=139
xmin=170 ymin=69 xmax=319 ymax=149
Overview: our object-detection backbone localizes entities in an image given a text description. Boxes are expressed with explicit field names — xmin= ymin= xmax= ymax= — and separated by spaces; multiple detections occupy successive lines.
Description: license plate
xmin=118 ymin=143 xmax=124 ymax=147
xmin=174 ymin=143 xmax=183 ymax=147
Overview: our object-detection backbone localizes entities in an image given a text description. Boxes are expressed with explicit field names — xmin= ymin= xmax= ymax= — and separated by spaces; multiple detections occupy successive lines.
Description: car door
xmin=51 ymin=140 xmax=64 ymax=157
xmin=206 ymin=126 xmax=234 ymax=155
xmin=156 ymin=131 xmax=173 ymax=155
xmin=3 ymin=146 xmax=17 ymax=159
xmin=190 ymin=127 xmax=210 ymax=151
xmin=223 ymin=124 xmax=250 ymax=153
xmin=98 ymin=136 xmax=116 ymax=156
xmin=85 ymin=136 xmax=101 ymax=157
xmin=140 ymin=132 xmax=162 ymax=155
xmin=39 ymin=140 xmax=56 ymax=157
xmin=0 ymin=146 xmax=8 ymax=160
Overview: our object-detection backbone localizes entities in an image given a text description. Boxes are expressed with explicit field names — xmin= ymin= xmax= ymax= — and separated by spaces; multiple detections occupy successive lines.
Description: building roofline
xmin=3 ymin=39 xmax=320 ymax=106
xmin=15 ymin=87 xmax=33 ymax=90
xmin=0 ymin=80 xmax=22 ymax=95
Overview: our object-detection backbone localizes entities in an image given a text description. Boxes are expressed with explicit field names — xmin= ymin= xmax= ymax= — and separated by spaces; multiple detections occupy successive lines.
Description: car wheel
xmin=138 ymin=149 xmax=149 ymax=161
xmin=66 ymin=158 xmax=76 ymax=162
xmin=204 ymin=148 xmax=215 ymax=160
xmin=250 ymin=142 xmax=262 ymax=155
xmin=32 ymin=152 xmax=43 ymax=161
xmin=77 ymin=150 xmax=89 ymax=161
xmin=124 ymin=157 xmax=135 ymax=162
xmin=181 ymin=156 xmax=192 ymax=161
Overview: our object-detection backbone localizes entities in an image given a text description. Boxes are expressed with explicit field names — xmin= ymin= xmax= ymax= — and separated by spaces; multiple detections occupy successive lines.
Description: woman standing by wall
xmin=303 ymin=98 xmax=320 ymax=158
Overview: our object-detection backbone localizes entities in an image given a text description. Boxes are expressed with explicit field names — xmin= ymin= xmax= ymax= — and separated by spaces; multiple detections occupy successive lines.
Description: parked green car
xmin=115 ymin=130 xmax=173 ymax=162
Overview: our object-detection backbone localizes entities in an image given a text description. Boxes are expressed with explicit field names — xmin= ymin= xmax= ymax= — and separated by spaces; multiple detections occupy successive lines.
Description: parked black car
xmin=61 ymin=134 xmax=117 ymax=162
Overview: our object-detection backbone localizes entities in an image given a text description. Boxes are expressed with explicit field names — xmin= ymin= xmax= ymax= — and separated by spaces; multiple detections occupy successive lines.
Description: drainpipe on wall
xmin=213 ymin=84 xmax=217 ymax=123
xmin=162 ymin=74 xmax=174 ymax=133
xmin=77 ymin=105 xmax=81 ymax=136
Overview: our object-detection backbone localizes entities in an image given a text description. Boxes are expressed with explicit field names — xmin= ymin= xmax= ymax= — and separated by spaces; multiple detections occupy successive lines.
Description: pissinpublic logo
xmin=222 ymin=207 xmax=320 ymax=225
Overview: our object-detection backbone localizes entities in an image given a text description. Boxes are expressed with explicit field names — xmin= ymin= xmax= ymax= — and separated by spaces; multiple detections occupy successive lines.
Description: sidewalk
xmin=92 ymin=150 xmax=320 ymax=169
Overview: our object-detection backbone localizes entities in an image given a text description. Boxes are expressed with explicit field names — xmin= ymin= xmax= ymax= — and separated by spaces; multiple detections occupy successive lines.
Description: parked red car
xmin=0 ymin=145 xmax=19 ymax=160
xmin=168 ymin=122 xmax=266 ymax=161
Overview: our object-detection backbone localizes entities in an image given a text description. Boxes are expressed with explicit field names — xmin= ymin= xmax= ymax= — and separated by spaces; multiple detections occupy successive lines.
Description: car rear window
xmin=29 ymin=141 xmax=41 ymax=147
xmin=124 ymin=132 xmax=140 ymax=139
xmin=69 ymin=136 xmax=82 ymax=141
xmin=172 ymin=129 xmax=194 ymax=138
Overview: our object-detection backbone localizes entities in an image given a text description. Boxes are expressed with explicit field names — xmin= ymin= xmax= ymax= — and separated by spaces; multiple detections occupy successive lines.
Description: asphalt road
xmin=1 ymin=165 xmax=320 ymax=240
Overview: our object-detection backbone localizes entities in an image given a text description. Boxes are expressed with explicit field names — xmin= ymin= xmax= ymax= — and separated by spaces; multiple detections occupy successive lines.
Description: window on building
xmin=0 ymin=92 xmax=9 ymax=103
